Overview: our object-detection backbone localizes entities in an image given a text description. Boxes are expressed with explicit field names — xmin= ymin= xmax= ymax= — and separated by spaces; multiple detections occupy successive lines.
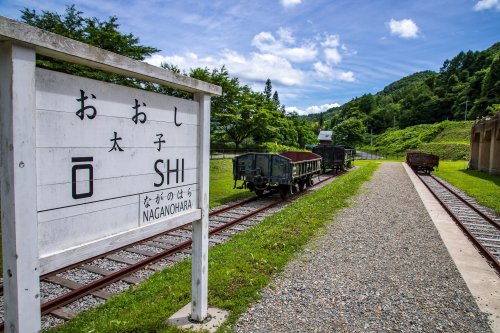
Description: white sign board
xmin=1 ymin=16 xmax=219 ymax=332
xmin=36 ymin=69 xmax=201 ymax=272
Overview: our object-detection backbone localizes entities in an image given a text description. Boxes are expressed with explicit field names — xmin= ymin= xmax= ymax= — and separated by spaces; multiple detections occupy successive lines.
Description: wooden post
xmin=0 ymin=42 xmax=41 ymax=332
xmin=191 ymin=93 xmax=210 ymax=321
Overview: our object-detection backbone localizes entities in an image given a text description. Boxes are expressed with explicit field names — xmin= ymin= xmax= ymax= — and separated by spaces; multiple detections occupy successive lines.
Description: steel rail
xmin=429 ymin=174 xmax=500 ymax=230
xmin=39 ymin=172 xmax=340 ymax=316
xmin=209 ymin=196 xmax=259 ymax=216
xmin=416 ymin=172 xmax=500 ymax=274
xmin=0 ymin=196 xmax=259 ymax=298
xmin=0 ymin=171 xmax=342 ymax=330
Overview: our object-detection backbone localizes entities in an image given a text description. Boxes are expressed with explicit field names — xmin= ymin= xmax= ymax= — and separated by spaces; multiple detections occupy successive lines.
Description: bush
xmin=259 ymin=142 xmax=306 ymax=153
xmin=419 ymin=143 xmax=469 ymax=160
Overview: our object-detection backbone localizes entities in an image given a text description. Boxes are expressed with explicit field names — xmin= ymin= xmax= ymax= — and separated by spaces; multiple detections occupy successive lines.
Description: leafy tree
xmin=332 ymin=118 xmax=366 ymax=146
xmin=288 ymin=112 xmax=317 ymax=147
xmin=188 ymin=66 xmax=256 ymax=149
xmin=272 ymin=91 xmax=280 ymax=110
xmin=149 ymin=63 xmax=193 ymax=99
xmin=358 ymin=94 xmax=375 ymax=114
xmin=482 ymin=54 xmax=500 ymax=100
xmin=21 ymin=5 xmax=159 ymax=59
xmin=264 ymin=78 xmax=272 ymax=100
xmin=20 ymin=5 xmax=159 ymax=87
xmin=280 ymin=104 xmax=286 ymax=114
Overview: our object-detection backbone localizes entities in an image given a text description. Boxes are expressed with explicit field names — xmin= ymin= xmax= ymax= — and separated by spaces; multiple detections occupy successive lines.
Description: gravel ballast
xmin=236 ymin=162 xmax=492 ymax=332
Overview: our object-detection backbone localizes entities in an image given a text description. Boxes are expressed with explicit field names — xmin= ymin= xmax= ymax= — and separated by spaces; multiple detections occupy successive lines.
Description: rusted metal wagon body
xmin=406 ymin=150 xmax=439 ymax=174
xmin=312 ymin=145 xmax=355 ymax=173
xmin=233 ymin=151 xmax=322 ymax=198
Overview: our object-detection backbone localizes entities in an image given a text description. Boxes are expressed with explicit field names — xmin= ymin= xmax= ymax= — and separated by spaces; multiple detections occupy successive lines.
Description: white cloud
xmin=473 ymin=0 xmax=500 ymax=11
xmin=321 ymin=34 xmax=340 ymax=48
xmin=145 ymin=28 xmax=356 ymax=96
xmin=230 ymin=52 xmax=305 ymax=86
xmin=286 ymin=103 xmax=340 ymax=115
xmin=252 ymin=30 xmax=317 ymax=62
xmin=313 ymin=62 xmax=355 ymax=82
xmin=341 ymin=44 xmax=357 ymax=56
xmin=388 ymin=18 xmax=420 ymax=39
xmin=277 ymin=27 xmax=295 ymax=44
xmin=281 ymin=0 xmax=302 ymax=8
xmin=146 ymin=50 xmax=305 ymax=86
xmin=324 ymin=48 xmax=342 ymax=65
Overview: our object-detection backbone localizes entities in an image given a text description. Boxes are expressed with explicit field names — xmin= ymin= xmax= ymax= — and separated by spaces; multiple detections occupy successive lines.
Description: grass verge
xmin=434 ymin=161 xmax=500 ymax=215
xmin=210 ymin=159 xmax=254 ymax=208
xmin=47 ymin=162 xmax=379 ymax=333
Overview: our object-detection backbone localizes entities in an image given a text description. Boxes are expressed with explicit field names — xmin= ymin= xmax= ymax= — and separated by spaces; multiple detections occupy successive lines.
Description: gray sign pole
xmin=191 ymin=93 xmax=211 ymax=321
xmin=0 ymin=41 xmax=41 ymax=332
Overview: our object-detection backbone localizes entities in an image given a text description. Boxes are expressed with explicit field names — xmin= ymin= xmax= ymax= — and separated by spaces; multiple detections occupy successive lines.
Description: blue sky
xmin=0 ymin=0 xmax=499 ymax=115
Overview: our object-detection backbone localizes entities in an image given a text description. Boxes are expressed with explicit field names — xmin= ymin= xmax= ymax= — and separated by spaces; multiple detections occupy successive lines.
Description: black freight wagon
xmin=406 ymin=150 xmax=439 ymax=174
xmin=312 ymin=145 xmax=355 ymax=173
xmin=233 ymin=151 xmax=322 ymax=198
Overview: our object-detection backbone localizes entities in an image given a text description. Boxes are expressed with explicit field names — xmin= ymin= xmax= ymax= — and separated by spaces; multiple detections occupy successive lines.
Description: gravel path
xmin=236 ymin=162 xmax=492 ymax=333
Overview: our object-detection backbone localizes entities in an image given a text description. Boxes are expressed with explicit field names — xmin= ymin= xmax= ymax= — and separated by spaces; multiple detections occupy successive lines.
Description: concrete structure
xmin=317 ymin=130 xmax=333 ymax=145
xmin=404 ymin=163 xmax=500 ymax=332
xmin=469 ymin=112 xmax=500 ymax=175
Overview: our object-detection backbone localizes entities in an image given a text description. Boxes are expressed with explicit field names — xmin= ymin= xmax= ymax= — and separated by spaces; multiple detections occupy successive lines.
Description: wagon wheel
xmin=298 ymin=181 xmax=305 ymax=192
xmin=279 ymin=185 xmax=290 ymax=199
xmin=307 ymin=178 xmax=314 ymax=186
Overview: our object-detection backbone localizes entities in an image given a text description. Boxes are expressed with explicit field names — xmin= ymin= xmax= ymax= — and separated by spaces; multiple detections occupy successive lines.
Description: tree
xmin=264 ymin=78 xmax=272 ymax=100
xmin=20 ymin=5 xmax=159 ymax=86
xmin=332 ymin=118 xmax=366 ymax=146
xmin=288 ymin=112 xmax=317 ymax=148
xmin=188 ymin=66 xmax=256 ymax=149
xmin=358 ymin=94 xmax=375 ymax=114
xmin=272 ymin=91 xmax=280 ymax=110
xmin=482 ymin=54 xmax=500 ymax=100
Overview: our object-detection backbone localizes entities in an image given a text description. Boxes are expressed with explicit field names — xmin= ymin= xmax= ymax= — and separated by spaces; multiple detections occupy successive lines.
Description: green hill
xmin=362 ymin=120 xmax=472 ymax=160
xmin=308 ymin=41 xmax=499 ymax=149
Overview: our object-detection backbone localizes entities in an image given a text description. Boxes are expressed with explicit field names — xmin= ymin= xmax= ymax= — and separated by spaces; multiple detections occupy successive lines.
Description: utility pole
xmin=465 ymin=100 xmax=468 ymax=121
xmin=460 ymin=99 xmax=469 ymax=121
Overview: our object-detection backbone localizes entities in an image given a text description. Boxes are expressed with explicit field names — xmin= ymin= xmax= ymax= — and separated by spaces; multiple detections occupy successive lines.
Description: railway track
xmin=0 ymin=172 xmax=341 ymax=330
xmin=416 ymin=172 xmax=500 ymax=274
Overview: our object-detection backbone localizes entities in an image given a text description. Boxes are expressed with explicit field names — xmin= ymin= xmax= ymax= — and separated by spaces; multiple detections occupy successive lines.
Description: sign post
xmin=0 ymin=16 xmax=221 ymax=331
xmin=191 ymin=93 xmax=211 ymax=321
xmin=0 ymin=41 xmax=41 ymax=333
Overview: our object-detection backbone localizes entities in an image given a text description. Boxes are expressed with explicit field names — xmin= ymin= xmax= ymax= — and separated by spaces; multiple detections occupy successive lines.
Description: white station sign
xmin=36 ymin=68 xmax=200 ymax=271
xmin=1 ymin=17 xmax=219 ymax=331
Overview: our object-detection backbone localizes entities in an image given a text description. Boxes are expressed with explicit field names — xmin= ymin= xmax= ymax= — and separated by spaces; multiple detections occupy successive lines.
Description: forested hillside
xmin=318 ymin=42 xmax=500 ymax=146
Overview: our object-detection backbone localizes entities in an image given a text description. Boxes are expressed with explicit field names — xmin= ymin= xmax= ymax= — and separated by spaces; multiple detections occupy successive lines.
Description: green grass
xmin=209 ymin=159 xmax=254 ymax=208
xmin=431 ymin=121 xmax=472 ymax=143
xmin=47 ymin=162 xmax=379 ymax=333
xmin=434 ymin=161 xmax=500 ymax=215
xmin=419 ymin=142 xmax=469 ymax=160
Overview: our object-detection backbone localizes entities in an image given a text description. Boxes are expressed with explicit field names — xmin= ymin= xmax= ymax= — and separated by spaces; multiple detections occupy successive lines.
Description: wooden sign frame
xmin=0 ymin=16 xmax=220 ymax=332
